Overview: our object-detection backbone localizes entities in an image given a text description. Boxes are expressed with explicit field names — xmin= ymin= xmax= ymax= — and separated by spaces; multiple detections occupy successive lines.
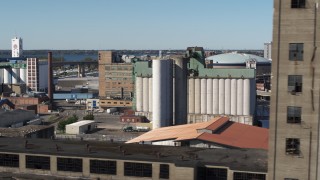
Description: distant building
xmin=263 ymin=42 xmax=272 ymax=60
xmin=98 ymin=51 xmax=134 ymax=108
xmin=26 ymin=58 xmax=48 ymax=92
xmin=127 ymin=116 xmax=268 ymax=150
xmin=11 ymin=37 xmax=23 ymax=58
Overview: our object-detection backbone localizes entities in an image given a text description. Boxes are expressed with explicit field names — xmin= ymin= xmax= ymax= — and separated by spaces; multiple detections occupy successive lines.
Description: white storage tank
xmin=218 ymin=79 xmax=225 ymax=114
xmin=243 ymin=79 xmax=250 ymax=116
xmin=148 ymin=78 xmax=153 ymax=112
xmin=142 ymin=77 xmax=149 ymax=112
xmin=194 ymin=78 xmax=201 ymax=114
xmin=200 ymin=79 xmax=207 ymax=114
xmin=12 ymin=68 xmax=20 ymax=84
xmin=224 ymin=79 xmax=231 ymax=115
xmin=230 ymin=79 xmax=237 ymax=115
xmin=152 ymin=59 xmax=173 ymax=129
xmin=20 ymin=68 xmax=26 ymax=84
xmin=206 ymin=78 xmax=213 ymax=114
xmin=3 ymin=68 xmax=12 ymax=84
xmin=212 ymin=79 xmax=219 ymax=114
xmin=136 ymin=77 xmax=143 ymax=111
xmin=188 ymin=78 xmax=195 ymax=114
xmin=237 ymin=79 xmax=244 ymax=115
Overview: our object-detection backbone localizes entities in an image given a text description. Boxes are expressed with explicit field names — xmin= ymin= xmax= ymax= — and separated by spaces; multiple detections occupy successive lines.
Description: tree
xmin=83 ymin=113 xmax=94 ymax=120
xmin=57 ymin=114 xmax=78 ymax=131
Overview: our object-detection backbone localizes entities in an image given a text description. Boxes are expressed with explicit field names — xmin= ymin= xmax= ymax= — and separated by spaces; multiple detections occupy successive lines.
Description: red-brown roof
xmin=126 ymin=117 xmax=268 ymax=150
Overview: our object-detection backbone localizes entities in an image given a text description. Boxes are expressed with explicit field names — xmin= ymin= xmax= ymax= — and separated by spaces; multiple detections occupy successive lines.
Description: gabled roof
xmin=126 ymin=117 xmax=268 ymax=150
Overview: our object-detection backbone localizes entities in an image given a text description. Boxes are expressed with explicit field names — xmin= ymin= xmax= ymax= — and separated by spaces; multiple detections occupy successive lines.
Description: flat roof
xmin=67 ymin=120 xmax=95 ymax=127
xmin=0 ymin=137 xmax=267 ymax=172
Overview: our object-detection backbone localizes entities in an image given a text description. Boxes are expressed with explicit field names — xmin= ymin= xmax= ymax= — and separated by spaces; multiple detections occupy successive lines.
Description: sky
xmin=0 ymin=0 xmax=273 ymax=50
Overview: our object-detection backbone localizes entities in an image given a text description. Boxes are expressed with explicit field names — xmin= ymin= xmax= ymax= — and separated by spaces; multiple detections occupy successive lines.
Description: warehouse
xmin=65 ymin=120 xmax=96 ymax=135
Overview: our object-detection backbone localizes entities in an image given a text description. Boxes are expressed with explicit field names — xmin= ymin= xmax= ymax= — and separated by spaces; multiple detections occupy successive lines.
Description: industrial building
xmin=98 ymin=51 xmax=134 ymax=109
xmin=0 ymin=137 xmax=268 ymax=179
xmin=269 ymin=0 xmax=320 ymax=179
xmin=0 ymin=109 xmax=36 ymax=128
xmin=134 ymin=47 xmax=257 ymax=128
xmin=127 ymin=116 xmax=268 ymax=150
xmin=26 ymin=58 xmax=48 ymax=92
xmin=65 ymin=120 xmax=96 ymax=135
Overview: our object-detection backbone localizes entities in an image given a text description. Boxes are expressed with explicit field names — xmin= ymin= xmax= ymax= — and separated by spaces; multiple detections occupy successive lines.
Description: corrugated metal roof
xmin=206 ymin=53 xmax=272 ymax=64
xmin=127 ymin=117 xmax=268 ymax=150
xmin=67 ymin=120 xmax=95 ymax=127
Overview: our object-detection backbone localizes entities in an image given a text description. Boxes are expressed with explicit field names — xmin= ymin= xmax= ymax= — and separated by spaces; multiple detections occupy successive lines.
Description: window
xmin=90 ymin=160 xmax=116 ymax=175
xmin=285 ymin=178 xmax=299 ymax=180
xmin=287 ymin=106 xmax=301 ymax=123
xmin=0 ymin=154 xmax=19 ymax=167
xmin=291 ymin=0 xmax=305 ymax=8
xmin=57 ymin=157 xmax=82 ymax=172
xmin=26 ymin=155 xmax=50 ymax=170
xmin=286 ymin=138 xmax=300 ymax=155
xmin=289 ymin=43 xmax=304 ymax=61
xmin=288 ymin=75 xmax=302 ymax=93
xmin=234 ymin=172 xmax=266 ymax=180
xmin=160 ymin=164 xmax=169 ymax=179
xmin=197 ymin=167 xmax=227 ymax=180
xmin=124 ymin=162 xmax=152 ymax=177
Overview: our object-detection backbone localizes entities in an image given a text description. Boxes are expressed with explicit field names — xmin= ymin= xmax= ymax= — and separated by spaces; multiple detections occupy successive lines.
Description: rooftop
xmin=67 ymin=120 xmax=95 ymax=127
xmin=206 ymin=53 xmax=271 ymax=64
xmin=127 ymin=117 xmax=268 ymax=150
xmin=0 ymin=137 xmax=267 ymax=172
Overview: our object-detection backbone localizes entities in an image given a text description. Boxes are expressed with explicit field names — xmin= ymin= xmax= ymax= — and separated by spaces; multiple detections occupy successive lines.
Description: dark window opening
xmin=160 ymin=164 xmax=169 ymax=179
xmin=234 ymin=172 xmax=266 ymax=180
xmin=124 ymin=162 xmax=152 ymax=177
xmin=288 ymin=75 xmax=303 ymax=94
xmin=287 ymin=106 xmax=302 ymax=123
xmin=291 ymin=0 xmax=305 ymax=8
xmin=90 ymin=160 xmax=116 ymax=175
xmin=0 ymin=154 xmax=19 ymax=167
xmin=26 ymin=155 xmax=50 ymax=170
xmin=289 ymin=43 xmax=304 ymax=61
xmin=197 ymin=167 xmax=227 ymax=180
xmin=286 ymin=138 xmax=300 ymax=155
xmin=57 ymin=157 xmax=82 ymax=172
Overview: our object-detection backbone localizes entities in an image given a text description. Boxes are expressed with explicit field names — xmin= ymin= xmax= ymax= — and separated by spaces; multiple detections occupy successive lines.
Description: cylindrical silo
xmin=3 ymin=68 xmax=12 ymax=84
xmin=230 ymin=79 xmax=237 ymax=115
xmin=188 ymin=78 xmax=195 ymax=114
xmin=174 ymin=57 xmax=187 ymax=125
xmin=243 ymin=79 xmax=250 ymax=116
xmin=206 ymin=78 xmax=213 ymax=115
xmin=224 ymin=79 xmax=231 ymax=115
xmin=148 ymin=78 xmax=153 ymax=112
xmin=218 ymin=79 xmax=225 ymax=114
xmin=173 ymin=77 xmax=175 ymax=124
xmin=12 ymin=68 xmax=20 ymax=84
xmin=0 ymin=69 xmax=3 ymax=84
xmin=20 ymin=68 xmax=26 ymax=84
xmin=142 ymin=77 xmax=149 ymax=112
xmin=200 ymin=79 xmax=207 ymax=114
xmin=136 ymin=76 xmax=143 ymax=112
xmin=152 ymin=59 xmax=173 ymax=129
xmin=194 ymin=78 xmax=201 ymax=114
xmin=212 ymin=78 xmax=219 ymax=114
xmin=237 ymin=79 xmax=244 ymax=115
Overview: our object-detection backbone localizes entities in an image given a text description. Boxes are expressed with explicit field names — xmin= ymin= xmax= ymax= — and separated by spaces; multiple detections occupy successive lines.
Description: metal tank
xmin=200 ymin=79 xmax=207 ymax=114
xmin=135 ymin=77 xmax=143 ymax=112
xmin=212 ymin=78 xmax=219 ymax=114
xmin=243 ymin=78 xmax=250 ymax=116
xmin=224 ymin=79 xmax=231 ymax=115
xmin=230 ymin=79 xmax=237 ymax=115
xmin=194 ymin=78 xmax=201 ymax=114
xmin=142 ymin=77 xmax=149 ymax=112
xmin=218 ymin=79 xmax=225 ymax=114
xmin=20 ymin=68 xmax=26 ymax=84
xmin=237 ymin=79 xmax=244 ymax=115
xmin=148 ymin=78 xmax=153 ymax=112
xmin=12 ymin=68 xmax=20 ymax=84
xmin=188 ymin=78 xmax=195 ymax=114
xmin=174 ymin=57 xmax=187 ymax=125
xmin=152 ymin=59 xmax=173 ymax=129
xmin=3 ymin=68 xmax=12 ymax=84
xmin=206 ymin=78 xmax=213 ymax=115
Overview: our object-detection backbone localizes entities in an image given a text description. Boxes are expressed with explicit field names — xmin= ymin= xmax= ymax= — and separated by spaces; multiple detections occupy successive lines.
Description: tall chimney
xmin=48 ymin=52 xmax=53 ymax=102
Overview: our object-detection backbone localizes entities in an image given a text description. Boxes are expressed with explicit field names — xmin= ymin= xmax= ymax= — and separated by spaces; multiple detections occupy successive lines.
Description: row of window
xmin=197 ymin=167 xmax=266 ymax=180
xmin=0 ymin=154 xmax=168 ymax=179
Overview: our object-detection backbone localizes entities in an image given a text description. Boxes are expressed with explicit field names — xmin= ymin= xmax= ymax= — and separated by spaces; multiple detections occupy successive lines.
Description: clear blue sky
xmin=0 ymin=0 xmax=273 ymax=50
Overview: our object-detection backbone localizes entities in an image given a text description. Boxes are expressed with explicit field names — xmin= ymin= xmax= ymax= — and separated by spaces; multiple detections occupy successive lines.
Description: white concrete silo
xmin=230 ymin=79 xmax=237 ymax=115
xmin=237 ymin=79 xmax=244 ymax=115
xmin=200 ymin=79 xmax=207 ymax=114
xmin=206 ymin=78 xmax=213 ymax=114
xmin=148 ymin=78 xmax=153 ymax=112
xmin=212 ymin=79 xmax=219 ymax=114
xmin=174 ymin=57 xmax=187 ymax=125
xmin=135 ymin=77 xmax=143 ymax=112
xmin=152 ymin=59 xmax=173 ymax=129
xmin=3 ymin=68 xmax=12 ymax=84
xmin=224 ymin=79 xmax=231 ymax=115
xmin=12 ymin=68 xmax=20 ymax=84
xmin=188 ymin=78 xmax=195 ymax=114
xmin=0 ymin=69 xmax=3 ymax=84
xmin=243 ymin=79 xmax=250 ymax=116
xmin=142 ymin=77 xmax=149 ymax=112
xmin=194 ymin=78 xmax=201 ymax=114
xmin=20 ymin=68 xmax=26 ymax=84
xmin=218 ymin=79 xmax=225 ymax=114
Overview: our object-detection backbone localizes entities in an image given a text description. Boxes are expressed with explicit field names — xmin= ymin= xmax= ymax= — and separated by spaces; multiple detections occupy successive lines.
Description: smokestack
xmin=48 ymin=52 xmax=53 ymax=102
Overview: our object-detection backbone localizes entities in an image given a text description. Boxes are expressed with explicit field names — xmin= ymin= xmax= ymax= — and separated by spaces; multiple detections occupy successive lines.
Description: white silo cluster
xmin=187 ymin=78 xmax=253 ymax=116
